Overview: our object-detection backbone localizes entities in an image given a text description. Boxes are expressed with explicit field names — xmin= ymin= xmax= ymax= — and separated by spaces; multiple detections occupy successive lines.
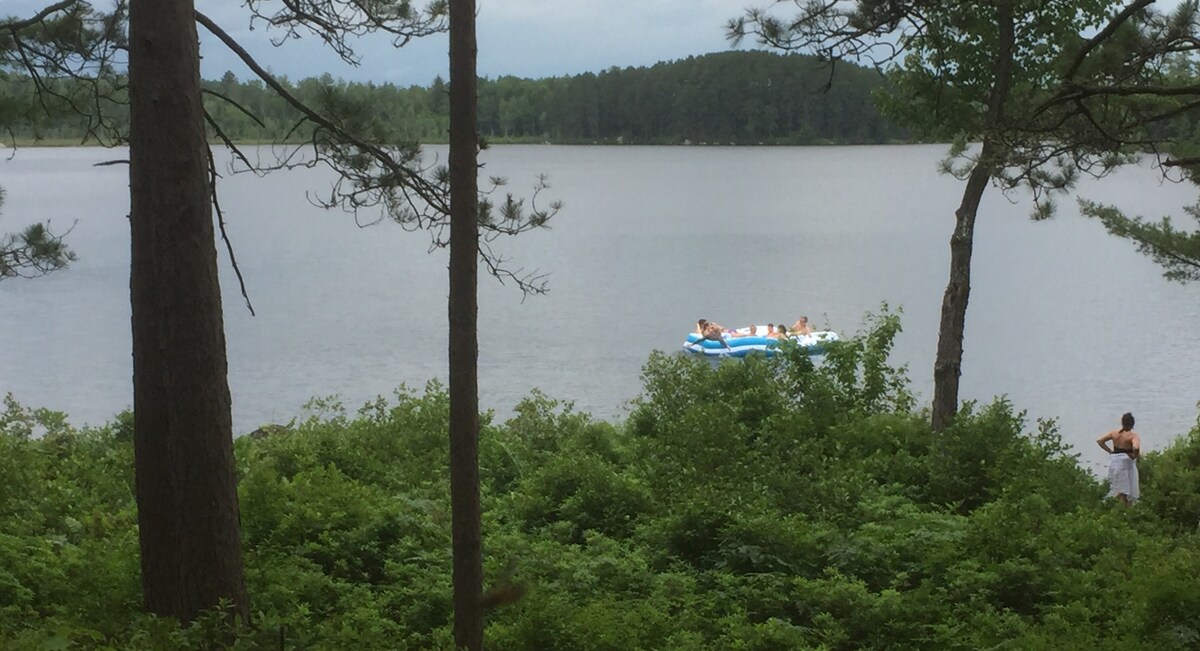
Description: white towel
xmin=1107 ymin=454 xmax=1139 ymax=503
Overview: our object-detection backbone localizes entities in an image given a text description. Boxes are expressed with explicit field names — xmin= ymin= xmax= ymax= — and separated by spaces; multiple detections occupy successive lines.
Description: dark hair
xmin=1121 ymin=412 xmax=1135 ymax=431
xmin=698 ymin=319 xmax=708 ymax=327
xmin=779 ymin=324 xmax=788 ymax=333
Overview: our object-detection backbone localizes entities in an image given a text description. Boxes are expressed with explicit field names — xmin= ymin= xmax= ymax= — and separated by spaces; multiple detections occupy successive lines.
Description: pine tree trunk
xmin=931 ymin=156 xmax=990 ymax=432
xmin=930 ymin=1 xmax=1015 ymax=432
xmin=128 ymin=0 xmax=248 ymax=623
xmin=448 ymin=0 xmax=483 ymax=648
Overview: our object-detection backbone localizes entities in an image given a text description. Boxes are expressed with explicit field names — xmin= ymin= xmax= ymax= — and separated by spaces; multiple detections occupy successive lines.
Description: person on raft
xmin=692 ymin=319 xmax=732 ymax=350
xmin=729 ymin=325 xmax=760 ymax=338
xmin=790 ymin=316 xmax=813 ymax=336
xmin=1096 ymin=412 xmax=1141 ymax=506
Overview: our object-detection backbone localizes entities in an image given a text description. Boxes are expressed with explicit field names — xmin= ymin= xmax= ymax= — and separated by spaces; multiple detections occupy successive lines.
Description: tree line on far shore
xmin=0 ymin=50 xmax=907 ymax=146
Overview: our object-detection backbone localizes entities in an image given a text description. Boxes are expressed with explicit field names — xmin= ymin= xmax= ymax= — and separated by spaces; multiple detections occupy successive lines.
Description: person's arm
xmin=1130 ymin=433 xmax=1141 ymax=459
xmin=1096 ymin=431 xmax=1114 ymax=453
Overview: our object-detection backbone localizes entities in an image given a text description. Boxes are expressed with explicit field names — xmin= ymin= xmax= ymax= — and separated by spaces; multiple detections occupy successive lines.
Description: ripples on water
xmin=1 ymin=144 xmax=1196 ymax=474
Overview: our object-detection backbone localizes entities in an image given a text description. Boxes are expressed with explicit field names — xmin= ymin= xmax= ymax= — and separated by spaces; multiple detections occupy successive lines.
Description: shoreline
xmin=6 ymin=137 xmax=930 ymax=149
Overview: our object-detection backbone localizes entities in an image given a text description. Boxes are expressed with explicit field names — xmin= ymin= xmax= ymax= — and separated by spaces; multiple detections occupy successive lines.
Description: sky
xmin=2 ymin=0 xmax=744 ymax=86
xmin=4 ymin=0 xmax=1191 ymax=86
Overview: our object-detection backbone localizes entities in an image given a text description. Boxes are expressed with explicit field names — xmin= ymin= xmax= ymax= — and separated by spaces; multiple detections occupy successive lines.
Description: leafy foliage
xmin=730 ymin=1 xmax=1200 ymax=282
xmin=2 ymin=313 xmax=1199 ymax=648
xmin=731 ymin=0 xmax=1200 ymax=435
xmin=731 ymin=0 xmax=1193 ymax=218
xmin=0 ymin=0 xmax=128 ymax=145
xmin=0 ymin=186 xmax=77 ymax=281
xmin=1080 ymin=196 xmax=1200 ymax=283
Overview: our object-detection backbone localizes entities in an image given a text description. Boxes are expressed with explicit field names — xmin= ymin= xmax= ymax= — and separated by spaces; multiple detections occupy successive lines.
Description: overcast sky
xmin=4 ymin=1 xmax=1191 ymax=86
xmin=3 ymin=0 xmax=743 ymax=85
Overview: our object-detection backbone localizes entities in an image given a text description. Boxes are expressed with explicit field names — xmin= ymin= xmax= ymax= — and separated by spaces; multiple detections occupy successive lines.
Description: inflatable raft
xmin=683 ymin=326 xmax=839 ymax=358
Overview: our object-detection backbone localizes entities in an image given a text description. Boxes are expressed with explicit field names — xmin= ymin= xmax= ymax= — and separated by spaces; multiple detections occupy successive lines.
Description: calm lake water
xmin=2 ymin=144 xmax=1197 ymax=474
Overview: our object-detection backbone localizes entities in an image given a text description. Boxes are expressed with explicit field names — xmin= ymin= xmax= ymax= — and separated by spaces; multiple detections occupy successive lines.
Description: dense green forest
xmin=0 ymin=50 xmax=906 ymax=146
xmin=3 ymin=315 xmax=1199 ymax=649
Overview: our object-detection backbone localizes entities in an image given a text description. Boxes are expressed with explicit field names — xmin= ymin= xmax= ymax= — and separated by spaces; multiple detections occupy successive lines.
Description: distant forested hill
xmin=1 ymin=50 xmax=906 ymax=145
xmin=474 ymin=50 xmax=905 ymax=144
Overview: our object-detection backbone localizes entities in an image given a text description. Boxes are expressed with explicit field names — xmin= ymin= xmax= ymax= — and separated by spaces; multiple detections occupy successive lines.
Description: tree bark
xmin=930 ymin=145 xmax=992 ymax=432
xmin=128 ymin=0 xmax=248 ymax=623
xmin=448 ymin=0 xmax=483 ymax=648
xmin=930 ymin=1 xmax=1016 ymax=432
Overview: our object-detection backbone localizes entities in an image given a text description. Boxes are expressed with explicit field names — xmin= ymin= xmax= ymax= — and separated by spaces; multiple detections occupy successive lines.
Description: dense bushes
xmin=2 ymin=316 xmax=1198 ymax=649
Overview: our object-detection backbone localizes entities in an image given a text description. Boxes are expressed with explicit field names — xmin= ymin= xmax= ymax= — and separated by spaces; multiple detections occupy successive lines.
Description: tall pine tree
xmin=128 ymin=0 xmax=248 ymax=624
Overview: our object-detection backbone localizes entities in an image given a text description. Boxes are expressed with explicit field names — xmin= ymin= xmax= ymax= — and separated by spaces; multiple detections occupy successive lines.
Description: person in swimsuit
xmin=790 ymin=316 xmax=813 ymax=336
xmin=1096 ymin=412 xmax=1141 ymax=506
xmin=729 ymin=325 xmax=759 ymax=338
xmin=692 ymin=318 xmax=731 ymax=350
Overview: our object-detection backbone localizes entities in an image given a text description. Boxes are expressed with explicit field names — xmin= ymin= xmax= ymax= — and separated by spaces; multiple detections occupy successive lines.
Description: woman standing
xmin=1096 ymin=412 xmax=1141 ymax=505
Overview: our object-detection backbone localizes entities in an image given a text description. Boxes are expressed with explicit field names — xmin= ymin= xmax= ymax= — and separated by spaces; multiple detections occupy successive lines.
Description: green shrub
xmin=508 ymin=452 xmax=652 ymax=543
xmin=1139 ymin=424 xmax=1200 ymax=533
xmin=3 ymin=310 xmax=1197 ymax=649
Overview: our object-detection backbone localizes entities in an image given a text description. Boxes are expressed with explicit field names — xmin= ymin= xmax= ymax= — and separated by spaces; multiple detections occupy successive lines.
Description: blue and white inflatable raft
xmin=683 ymin=326 xmax=840 ymax=358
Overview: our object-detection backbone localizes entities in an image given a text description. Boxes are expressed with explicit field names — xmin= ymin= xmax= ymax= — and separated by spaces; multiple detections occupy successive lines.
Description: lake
xmin=1 ymin=144 xmax=1197 ymax=475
